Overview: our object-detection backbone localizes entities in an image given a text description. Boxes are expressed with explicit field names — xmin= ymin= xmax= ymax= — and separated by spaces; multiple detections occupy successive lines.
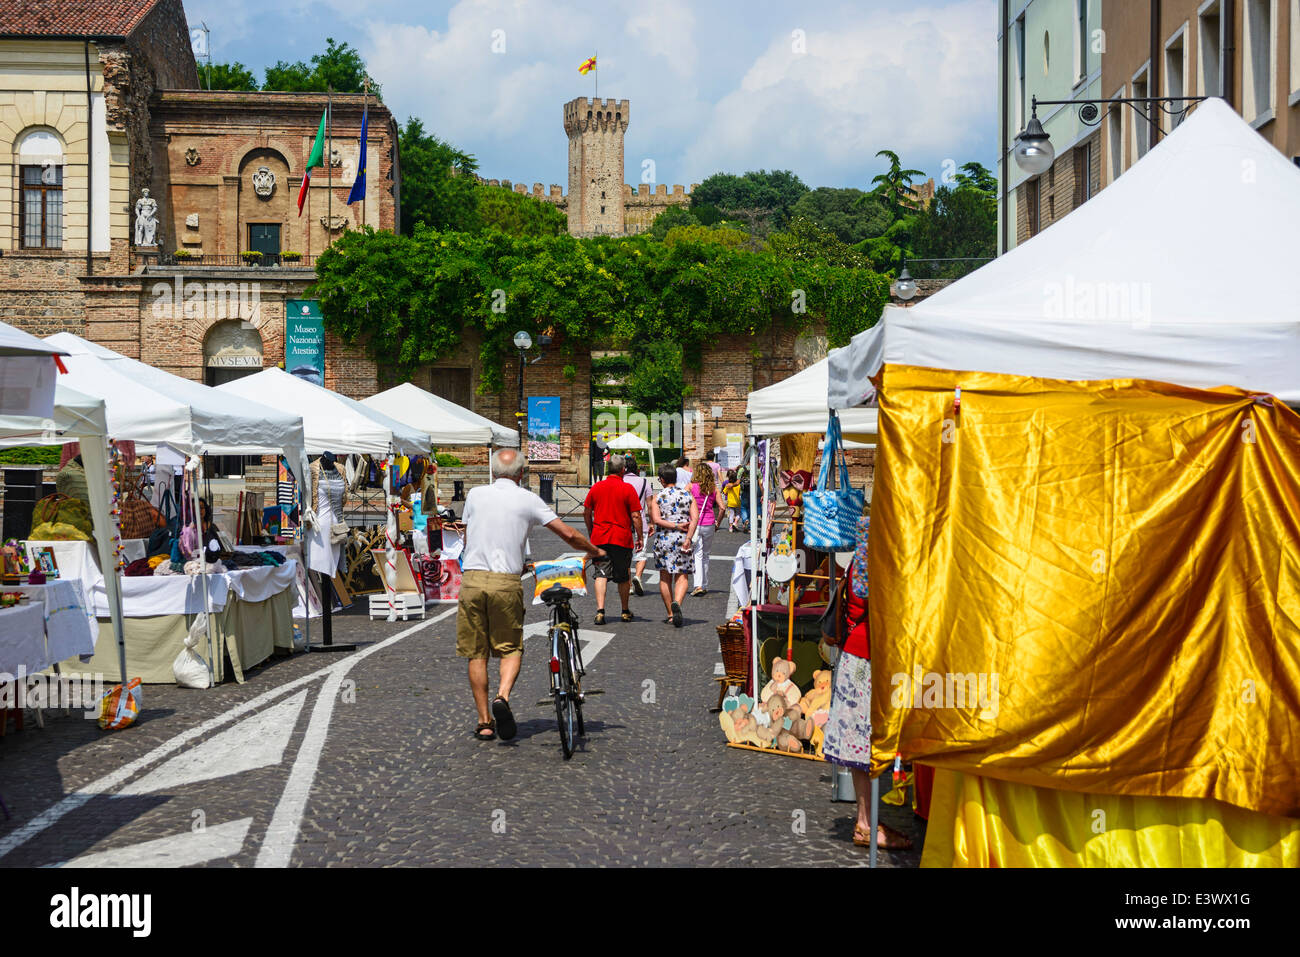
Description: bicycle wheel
xmin=569 ymin=635 xmax=585 ymax=736
xmin=553 ymin=633 xmax=576 ymax=760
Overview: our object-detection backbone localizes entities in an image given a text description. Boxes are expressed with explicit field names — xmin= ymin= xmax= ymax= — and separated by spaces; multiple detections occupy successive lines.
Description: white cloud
xmin=679 ymin=2 xmax=995 ymax=185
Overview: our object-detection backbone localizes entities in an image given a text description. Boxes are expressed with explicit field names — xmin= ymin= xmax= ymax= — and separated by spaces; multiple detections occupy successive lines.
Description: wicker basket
xmin=716 ymin=622 xmax=749 ymax=679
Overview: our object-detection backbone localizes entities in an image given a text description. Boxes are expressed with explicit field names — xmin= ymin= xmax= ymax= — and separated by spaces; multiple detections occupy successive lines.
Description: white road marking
xmin=115 ymin=691 xmax=308 ymax=796
xmin=0 ymin=609 xmax=455 ymax=863
xmin=254 ymin=606 xmax=458 ymax=868
xmin=59 ymin=818 xmax=253 ymax=868
xmin=522 ymin=621 xmax=616 ymax=665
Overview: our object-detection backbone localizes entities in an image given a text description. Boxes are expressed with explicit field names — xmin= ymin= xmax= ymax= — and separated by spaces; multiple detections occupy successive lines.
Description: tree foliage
xmin=312 ymin=225 xmax=889 ymax=394
xmin=691 ymin=169 xmax=808 ymax=232
xmin=789 ymin=187 xmax=890 ymax=245
xmin=203 ymin=61 xmax=259 ymax=91
xmin=398 ymin=117 xmax=480 ymax=234
xmin=625 ymin=340 xmax=687 ymax=414
xmin=478 ymin=187 xmax=568 ymax=237
xmin=263 ymin=38 xmax=379 ymax=97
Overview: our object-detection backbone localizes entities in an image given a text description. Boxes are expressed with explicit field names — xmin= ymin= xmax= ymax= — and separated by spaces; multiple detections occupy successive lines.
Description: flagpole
xmin=327 ymin=85 xmax=333 ymax=245
xmin=595 ymin=48 xmax=598 ymax=101
xmin=361 ymin=78 xmax=368 ymax=229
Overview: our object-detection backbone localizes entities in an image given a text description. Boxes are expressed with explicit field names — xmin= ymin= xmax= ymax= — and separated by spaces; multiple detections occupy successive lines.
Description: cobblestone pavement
xmin=0 ymin=529 xmax=924 ymax=867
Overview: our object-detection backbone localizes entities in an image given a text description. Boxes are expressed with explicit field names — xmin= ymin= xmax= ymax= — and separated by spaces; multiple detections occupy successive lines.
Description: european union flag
xmin=347 ymin=104 xmax=367 ymax=206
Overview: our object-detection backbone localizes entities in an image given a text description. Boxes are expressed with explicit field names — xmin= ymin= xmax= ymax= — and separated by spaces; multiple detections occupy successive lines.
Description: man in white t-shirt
xmin=458 ymin=448 xmax=603 ymax=743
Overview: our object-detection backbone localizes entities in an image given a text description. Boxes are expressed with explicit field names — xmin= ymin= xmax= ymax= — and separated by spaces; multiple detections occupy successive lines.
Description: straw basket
xmin=713 ymin=622 xmax=750 ymax=710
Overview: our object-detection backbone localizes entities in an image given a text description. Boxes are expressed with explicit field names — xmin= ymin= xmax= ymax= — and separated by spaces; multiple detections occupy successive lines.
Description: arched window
xmin=18 ymin=130 xmax=64 ymax=248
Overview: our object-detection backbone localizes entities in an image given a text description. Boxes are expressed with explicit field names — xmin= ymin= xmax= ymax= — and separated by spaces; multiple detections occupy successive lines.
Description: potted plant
xmin=173 ymin=248 xmax=193 ymax=260
xmin=240 ymin=250 xmax=263 ymax=265
xmin=281 ymin=250 xmax=302 ymax=263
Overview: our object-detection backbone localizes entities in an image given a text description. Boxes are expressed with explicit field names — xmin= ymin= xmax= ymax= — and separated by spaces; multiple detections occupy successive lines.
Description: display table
xmin=0 ymin=581 xmax=97 ymax=675
xmin=28 ymin=542 xmax=300 ymax=685
xmin=0 ymin=603 xmax=47 ymax=674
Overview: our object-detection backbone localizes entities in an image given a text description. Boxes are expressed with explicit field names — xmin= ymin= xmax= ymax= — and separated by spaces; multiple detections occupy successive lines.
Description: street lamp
xmin=891 ymin=263 xmax=917 ymax=302
xmin=1012 ymin=109 xmax=1055 ymax=177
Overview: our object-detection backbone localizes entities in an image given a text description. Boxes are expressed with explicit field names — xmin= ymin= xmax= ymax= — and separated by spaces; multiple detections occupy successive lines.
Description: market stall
xmin=827 ymin=99 xmax=1300 ymax=866
xmin=217 ymin=368 xmax=431 ymax=628
xmin=35 ymin=334 xmax=309 ymax=685
xmin=717 ymin=358 xmax=876 ymax=759
xmin=0 ymin=376 xmax=110 ymax=685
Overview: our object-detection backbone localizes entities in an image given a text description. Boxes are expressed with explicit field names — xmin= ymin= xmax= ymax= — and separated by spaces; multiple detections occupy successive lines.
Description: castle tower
xmin=563 ymin=96 xmax=629 ymax=236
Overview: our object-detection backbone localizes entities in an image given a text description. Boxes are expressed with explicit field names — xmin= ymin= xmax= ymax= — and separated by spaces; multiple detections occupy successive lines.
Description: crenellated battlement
xmin=563 ymin=96 xmax=629 ymax=136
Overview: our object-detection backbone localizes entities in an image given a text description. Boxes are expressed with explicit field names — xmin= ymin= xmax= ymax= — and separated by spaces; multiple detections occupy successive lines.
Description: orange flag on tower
xmin=579 ymin=55 xmax=596 ymax=75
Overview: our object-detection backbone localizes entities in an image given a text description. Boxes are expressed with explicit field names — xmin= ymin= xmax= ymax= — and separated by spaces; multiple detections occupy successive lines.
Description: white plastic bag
xmin=173 ymin=613 xmax=212 ymax=689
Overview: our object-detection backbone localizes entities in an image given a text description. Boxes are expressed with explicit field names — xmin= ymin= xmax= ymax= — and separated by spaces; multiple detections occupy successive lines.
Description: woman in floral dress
xmin=649 ymin=462 xmax=699 ymax=627
xmin=822 ymin=506 xmax=913 ymax=851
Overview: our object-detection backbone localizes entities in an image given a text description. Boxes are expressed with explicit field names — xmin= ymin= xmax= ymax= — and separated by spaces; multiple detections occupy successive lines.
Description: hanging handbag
xmin=120 ymin=478 xmax=165 ymax=539
xmin=801 ymin=416 xmax=864 ymax=552
xmin=329 ymin=522 xmax=349 ymax=545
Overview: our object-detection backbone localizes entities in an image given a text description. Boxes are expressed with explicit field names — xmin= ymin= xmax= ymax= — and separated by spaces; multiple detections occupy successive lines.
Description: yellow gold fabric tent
xmin=869 ymin=365 xmax=1300 ymax=866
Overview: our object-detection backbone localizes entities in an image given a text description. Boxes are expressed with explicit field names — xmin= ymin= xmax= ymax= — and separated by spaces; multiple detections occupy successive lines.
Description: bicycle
xmin=539 ymin=582 xmax=587 ymax=759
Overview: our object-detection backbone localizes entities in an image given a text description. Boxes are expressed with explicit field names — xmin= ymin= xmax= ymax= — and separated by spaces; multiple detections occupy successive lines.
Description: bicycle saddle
xmin=540 ymin=584 xmax=572 ymax=604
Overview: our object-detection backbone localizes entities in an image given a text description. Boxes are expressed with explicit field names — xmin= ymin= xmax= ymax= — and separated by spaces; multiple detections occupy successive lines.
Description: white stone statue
xmin=134 ymin=188 xmax=158 ymax=246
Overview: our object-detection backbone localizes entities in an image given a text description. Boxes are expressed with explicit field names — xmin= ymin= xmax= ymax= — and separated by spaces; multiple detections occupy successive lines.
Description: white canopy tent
xmin=360 ymin=382 xmax=518 ymax=448
xmin=0 ymin=381 xmax=128 ymax=685
xmin=0 ymin=321 xmax=66 ymax=419
xmin=748 ymin=358 xmax=877 ymax=441
xmin=606 ymin=430 xmax=656 ymax=473
xmin=217 ymin=368 xmax=429 ymax=457
xmin=44 ymin=334 xmax=309 ymax=480
xmin=46 ymin=333 xmax=313 ymax=675
xmin=828 ymin=99 xmax=1300 ymax=409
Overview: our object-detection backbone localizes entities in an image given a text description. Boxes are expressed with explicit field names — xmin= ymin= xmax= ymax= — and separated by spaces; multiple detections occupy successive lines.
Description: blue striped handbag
xmin=801 ymin=416 xmax=864 ymax=551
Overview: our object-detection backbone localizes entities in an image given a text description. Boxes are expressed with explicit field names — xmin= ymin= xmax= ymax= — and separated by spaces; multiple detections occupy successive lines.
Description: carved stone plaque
xmin=252 ymin=165 xmax=275 ymax=197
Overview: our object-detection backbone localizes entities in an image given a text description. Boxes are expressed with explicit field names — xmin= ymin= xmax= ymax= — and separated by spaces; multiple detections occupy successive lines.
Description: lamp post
xmin=513 ymin=330 xmax=532 ymax=432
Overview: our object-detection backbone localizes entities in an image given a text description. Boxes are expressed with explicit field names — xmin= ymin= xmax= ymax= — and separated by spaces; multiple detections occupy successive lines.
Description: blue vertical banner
xmin=285 ymin=300 xmax=325 ymax=386
xmin=527 ymin=396 xmax=561 ymax=462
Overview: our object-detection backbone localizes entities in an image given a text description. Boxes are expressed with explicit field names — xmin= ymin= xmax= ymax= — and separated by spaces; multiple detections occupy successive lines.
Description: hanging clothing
xmin=307 ymin=459 xmax=346 ymax=576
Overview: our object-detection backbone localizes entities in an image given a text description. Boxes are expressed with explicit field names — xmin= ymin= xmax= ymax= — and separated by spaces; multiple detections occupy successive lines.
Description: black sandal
xmin=621 ymin=610 xmax=634 ymax=622
xmin=492 ymin=696 xmax=517 ymax=741
xmin=594 ymin=609 xmax=606 ymax=626
xmin=671 ymin=601 xmax=683 ymax=628
xmin=474 ymin=721 xmax=496 ymax=741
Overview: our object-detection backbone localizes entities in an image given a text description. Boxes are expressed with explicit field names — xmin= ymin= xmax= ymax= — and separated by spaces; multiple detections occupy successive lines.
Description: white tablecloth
xmin=0 ymin=603 xmax=47 ymax=675
xmin=24 ymin=541 xmax=297 ymax=616
xmin=0 ymin=579 xmax=96 ymax=675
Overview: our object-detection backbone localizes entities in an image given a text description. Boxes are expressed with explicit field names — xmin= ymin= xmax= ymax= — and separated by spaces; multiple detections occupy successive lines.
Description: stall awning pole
xmin=747 ymin=426 xmax=760 ymax=698
xmin=189 ymin=454 xmax=216 ymax=684
xmin=82 ymin=438 xmax=128 ymax=686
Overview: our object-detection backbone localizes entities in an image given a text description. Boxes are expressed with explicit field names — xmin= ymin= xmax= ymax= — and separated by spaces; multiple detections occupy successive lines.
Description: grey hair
xmin=606 ymin=454 xmax=626 ymax=475
xmin=492 ymin=448 xmax=526 ymax=480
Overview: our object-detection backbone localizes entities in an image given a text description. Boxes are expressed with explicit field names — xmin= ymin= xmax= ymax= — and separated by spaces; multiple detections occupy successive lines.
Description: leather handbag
xmin=801 ymin=416 xmax=864 ymax=552
xmin=329 ymin=522 xmax=349 ymax=545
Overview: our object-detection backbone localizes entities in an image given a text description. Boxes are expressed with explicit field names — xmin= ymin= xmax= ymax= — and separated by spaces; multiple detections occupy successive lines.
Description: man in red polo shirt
xmin=583 ymin=454 xmax=644 ymax=624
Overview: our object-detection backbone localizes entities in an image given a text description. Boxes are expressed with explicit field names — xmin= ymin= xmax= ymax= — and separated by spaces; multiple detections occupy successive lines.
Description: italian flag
xmin=297 ymin=109 xmax=327 ymax=216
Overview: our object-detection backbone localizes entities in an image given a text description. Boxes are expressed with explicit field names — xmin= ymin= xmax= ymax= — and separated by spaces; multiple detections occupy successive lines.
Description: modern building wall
xmin=1101 ymin=0 xmax=1300 ymax=183
xmin=998 ymin=0 xmax=1104 ymax=252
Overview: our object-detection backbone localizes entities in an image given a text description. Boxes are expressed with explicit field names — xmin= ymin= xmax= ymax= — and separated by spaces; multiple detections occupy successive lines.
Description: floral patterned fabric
xmin=822 ymin=649 xmax=872 ymax=771
xmin=851 ymin=510 xmax=870 ymax=599
xmin=652 ymin=485 xmax=694 ymax=575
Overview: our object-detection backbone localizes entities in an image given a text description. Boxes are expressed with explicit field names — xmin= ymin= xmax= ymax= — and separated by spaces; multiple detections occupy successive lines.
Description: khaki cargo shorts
xmin=456 ymin=570 xmax=525 ymax=660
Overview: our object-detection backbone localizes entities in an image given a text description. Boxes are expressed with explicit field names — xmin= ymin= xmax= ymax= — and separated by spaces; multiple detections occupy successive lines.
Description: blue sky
xmin=183 ymin=0 xmax=998 ymax=194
